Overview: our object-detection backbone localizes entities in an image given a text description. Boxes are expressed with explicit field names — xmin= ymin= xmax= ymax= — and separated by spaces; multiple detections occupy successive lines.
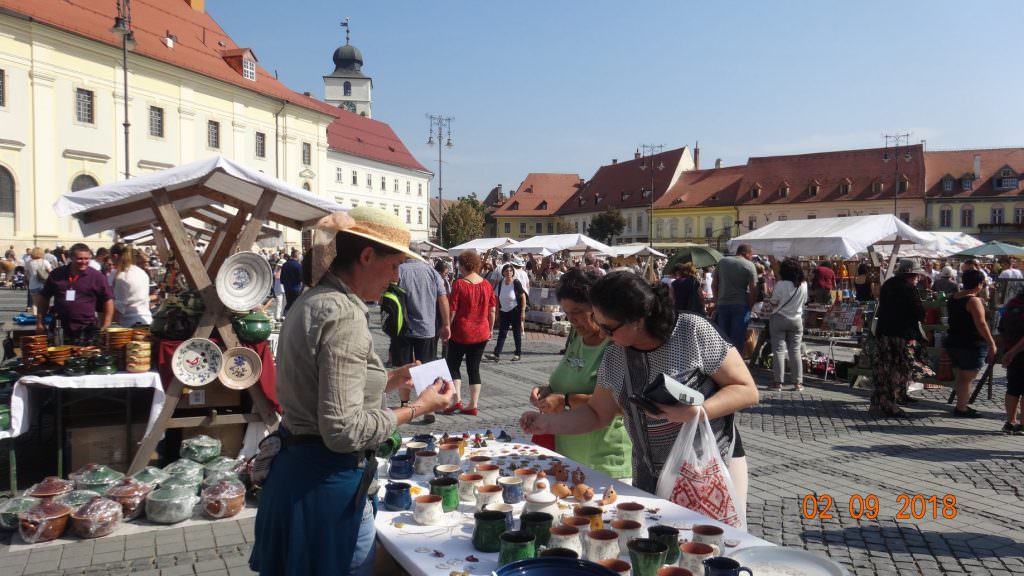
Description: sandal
xmin=459 ymin=407 xmax=479 ymax=416
xmin=793 ymin=383 xmax=804 ymax=391
xmin=769 ymin=383 xmax=783 ymax=391
xmin=952 ymin=407 xmax=981 ymax=418
xmin=441 ymin=402 xmax=464 ymax=415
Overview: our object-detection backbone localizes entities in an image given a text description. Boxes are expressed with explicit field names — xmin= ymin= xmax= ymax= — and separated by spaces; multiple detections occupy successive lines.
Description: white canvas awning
xmin=448 ymin=237 xmax=519 ymax=257
xmin=413 ymin=240 xmax=447 ymax=258
xmin=54 ymin=155 xmax=344 ymax=236
xmin=601 ymin=244 xmax=668 ymax=258
xmin=502 ymin=233 xmax=613 ymax=255
xmin=727 ymin=214 xmax=933 ymax=258
xmin=872 ymin=231 xmax=983 ymax=258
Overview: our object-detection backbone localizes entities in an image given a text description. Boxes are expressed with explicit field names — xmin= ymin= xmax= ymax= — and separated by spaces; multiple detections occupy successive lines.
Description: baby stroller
xmin=11 ymin=266 xmax=26 ymax=290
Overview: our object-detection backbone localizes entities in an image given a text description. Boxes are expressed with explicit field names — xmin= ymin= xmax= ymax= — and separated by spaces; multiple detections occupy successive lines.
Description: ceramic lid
xmin=71 ymin=496 xmax=122 ymax=519
xmin=183 ymin=434 xmax=220 ymax=448
xmin=105 ymin=478 xmax=153 ymax=499
xmin=163 ymin=458 xmax=203 ymax=475
xmin=131 ymin=466 xmax=171 ymax=486
xmin=20 ymin=499 xmax=72 ymax=521
xmin=71 ymin=464 xmax=125 ymax=484
xmin=27 ymin=476 xmax=74 ymax=497
xmin=202 ymin=480 xmax=245 ymax=500
xmin=147 ymin=486 xmax=197 ymax=503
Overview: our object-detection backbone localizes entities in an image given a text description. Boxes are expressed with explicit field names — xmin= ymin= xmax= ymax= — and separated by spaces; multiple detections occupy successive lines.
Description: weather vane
xmin=340 ymin=17 xmax=350 ymax=45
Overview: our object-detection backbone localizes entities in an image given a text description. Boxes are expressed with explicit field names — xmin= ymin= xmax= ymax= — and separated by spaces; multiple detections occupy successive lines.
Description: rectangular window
xmin=520 ymin=223 xmax=527 ymax=234
xmin=504 ymin=222 xmax=510 ymax=234
xmin=807 ymin=214 xmax=816 ymax=219
xmin=939 ymin=208 xmax=952 ymax=228
xmin=405 ymin=208 xmax=411 ymax=224
xmin=394 ymin=179 xmax=399 ymax=193
xmin=898 ymin=180 xmax=909 ymax=193
xmin=406 ymin=181 xmax=411 ymax=194
xmin=899 ymin=212 xmax=910 ymax=223
xmin=351 ymin=199 xmax=359 ymax=207
xmin=243 ymin=58 xmax=256 ymax=81
xmin=148 ymin=106 xmax=164 ymax=138
xmin=381 ymin=176 xmax=387 ymax=191
xmin=547 ymin=223 xmax=554 ymax=233
xmin=255 ymin=132 xmax=266 ymax=158
xmin=1016 ymin=208 xmax=1024 ymax=225
xmin=839 ymin=183 xmax=850 ymax=195
xmin=352 ymin=171 xmax=358 ymax=186
xmin=992 ymin=207 xmax=1005 ymax=224
xmin=535 ymin=222 xmax=542 ymax=233
xmin=336 ymin=167 xmax=344 ymax=182
xmin=0 ymin=69 xmax=6 ymax=107
xmin=418 ymin=209 xmax=423 ymax=224
xmin=418 ymin=183 xmax=423 ymax=196
xmin=393 ymin=205 xmax=399 ymax=216
xmin=942 ymin=178 xmax=953 ymax=192
xmin=961 ymin=208 xmax=973 ymax=228
xmin=302 ymin=142 xmax=311 ymax=165
xmin=997 ymin=177 xmax=1019 ymax=190
xmin=962 ymin=178 xmax=973 ymax=191
xmin=75 ymin=88 xmax=94 ymax=124
xmin=777 ymin=215 xmax=787 ymax=221
xmin=705 ymin=225 xmax=713 ymax=237
xmin=747 ymin=216 xmax=756 ymax=230
xmin=366 ymin=173 xmax=372 ymax=188
xmin=207 ymin=121 xmax=220 ymax=149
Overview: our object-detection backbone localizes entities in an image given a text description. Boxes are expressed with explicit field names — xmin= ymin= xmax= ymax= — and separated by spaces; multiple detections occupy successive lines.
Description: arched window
xmin=343 ymin=81 xmax=352 ymax=96
xmin=71 ymin=174 xmax=99 ymax=192
xmin=0 ymin=165 xmax=13 ymax=214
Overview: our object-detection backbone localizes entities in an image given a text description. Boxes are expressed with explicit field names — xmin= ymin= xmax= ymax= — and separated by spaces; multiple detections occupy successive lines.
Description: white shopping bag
xmin=655 ymin=408 xmax=746 ymax=529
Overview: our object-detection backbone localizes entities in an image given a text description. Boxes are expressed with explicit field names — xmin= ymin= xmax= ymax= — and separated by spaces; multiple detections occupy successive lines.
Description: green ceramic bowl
xmin=232 ymin=311 xmax=272 ymax=344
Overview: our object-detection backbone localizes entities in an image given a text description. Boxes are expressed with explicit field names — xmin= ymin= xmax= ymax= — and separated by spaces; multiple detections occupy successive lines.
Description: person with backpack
xmin=485 ymin=264 xmax=527 ymax=362
xmin=670 ymin=262 xmax=705 ymax=317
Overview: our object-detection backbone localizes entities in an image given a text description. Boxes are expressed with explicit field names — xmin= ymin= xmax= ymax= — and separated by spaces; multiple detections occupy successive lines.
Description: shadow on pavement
xmin=802 ymin=526 xmax=1024 ymax=559
xmin=832 ymin=444 xmax=1023 ymax=461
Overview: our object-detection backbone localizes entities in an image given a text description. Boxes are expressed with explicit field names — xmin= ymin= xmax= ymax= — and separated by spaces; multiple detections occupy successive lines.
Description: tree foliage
xmin=441 ymin=197 xmax=486 ymax=247
xmin=587 ymin=209 xmax=626 ymax=243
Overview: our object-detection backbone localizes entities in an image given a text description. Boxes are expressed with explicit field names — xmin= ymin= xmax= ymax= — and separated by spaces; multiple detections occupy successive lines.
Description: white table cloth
xmin=374 ymin=435 xmax=773 ymax=576
xmin=0 ymin=372 xmax=166 ymax=440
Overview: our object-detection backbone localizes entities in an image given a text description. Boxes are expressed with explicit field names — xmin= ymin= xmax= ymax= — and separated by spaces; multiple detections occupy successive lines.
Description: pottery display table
xmin=373 ymin=435 xmax=773 ymax=576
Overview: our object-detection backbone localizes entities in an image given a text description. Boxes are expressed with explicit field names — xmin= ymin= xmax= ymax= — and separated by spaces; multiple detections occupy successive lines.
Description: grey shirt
xmin=277 ymin=272 xmax=396 ymax=454
xmin=399 ymin=260 xmax=447 ymax=339
xmin=715 ymin=256 xmax=757 ymax=306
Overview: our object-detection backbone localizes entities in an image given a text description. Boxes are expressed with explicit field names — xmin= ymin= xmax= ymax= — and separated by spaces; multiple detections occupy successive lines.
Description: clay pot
xmin=70 ymin=496 xmax=122 ymax=539
xmin=18 ymin=499 xmax=72 ymax=543
xmin=201 ymin=481 xmax=246 ymax=519
xmin=105 ymin=479 xmax=153 ymax=520
xmin=232 ymin=311 xmax=272 ymax=344
xmin=26 ymin=476 xmax=74 ymax=499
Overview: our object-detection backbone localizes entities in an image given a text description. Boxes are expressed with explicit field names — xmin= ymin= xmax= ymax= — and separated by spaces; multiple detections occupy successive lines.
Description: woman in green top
xmin=529 ymin=269 xmax=632 ymax=478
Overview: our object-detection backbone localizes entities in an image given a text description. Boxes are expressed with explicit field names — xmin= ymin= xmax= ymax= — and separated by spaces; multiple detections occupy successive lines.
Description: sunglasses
xmin=596 ymin=319 xmax=626 ymax=337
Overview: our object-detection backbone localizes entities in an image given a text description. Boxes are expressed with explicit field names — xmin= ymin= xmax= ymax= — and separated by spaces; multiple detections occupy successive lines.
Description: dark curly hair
xmin=779 ymin=258 xmax=805 ymax=285
xmin=556 ymin=268 xmax=599 ymax=304
xmin=590 ymin=271 xmax=675 ymax=342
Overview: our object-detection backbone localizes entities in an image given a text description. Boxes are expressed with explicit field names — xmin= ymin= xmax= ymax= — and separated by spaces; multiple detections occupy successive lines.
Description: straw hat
xmin=895 ymin=258 xmax=926 ymax=276
xmin=310 ymin=207 xmax=423 ymax=285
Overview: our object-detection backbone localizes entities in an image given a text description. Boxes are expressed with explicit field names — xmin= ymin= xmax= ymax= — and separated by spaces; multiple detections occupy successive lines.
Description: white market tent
xmin=412 ymin=240 xmax=447 ymax=258
xmin=601 ymin=243 xmax=668 ymax=258
xmin=872 ymin=231 xmax=983 ymax=258
xmin=447 ymin=237 xmax=519 ymax=257
xmin=727 ymin=214 xmax=933 ymax=259
xmin=502 ymin=233 xmax=613 ymax=256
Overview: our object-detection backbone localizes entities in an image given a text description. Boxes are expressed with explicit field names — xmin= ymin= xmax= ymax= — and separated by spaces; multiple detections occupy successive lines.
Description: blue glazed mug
xmin=383 ymin=482 xmax=412 ymax=511
xmin=498 ymin=476 xmax=524 ymax=505
xmin=412 ymin=434 xmax=436 ymax=451
xmin=388 ymin=454 xmax=413 ymax=480
xmin=703 ymin=556 xmax=754 ymax=576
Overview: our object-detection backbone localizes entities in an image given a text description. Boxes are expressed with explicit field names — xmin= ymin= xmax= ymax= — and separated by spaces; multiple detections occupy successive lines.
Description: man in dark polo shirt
xmin=37 ymin=243 xmax=113 ymax=344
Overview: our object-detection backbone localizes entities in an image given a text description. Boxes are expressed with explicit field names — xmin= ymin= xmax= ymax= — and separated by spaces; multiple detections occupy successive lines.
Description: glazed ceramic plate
xmin=216 ymin=251 xmax=273 ymax=313
xmin=170 ymin=338 xmax=223 ymax=387
xmin=727 ymin=546 xmax=850 ymax=576
xmin=218 ymin=347 xmax=262 ymax=390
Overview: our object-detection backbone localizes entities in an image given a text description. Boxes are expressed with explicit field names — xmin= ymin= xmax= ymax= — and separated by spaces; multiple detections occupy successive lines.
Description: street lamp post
xmin=427 ymin=114 xmax=454 ymax=246
xmin=110 ymin=0 xmax=136 ymax=180
xmin=639 ymin=144 xmax=664 ymax=247
xmin=883 ymin=133 xmax=912 ymax=219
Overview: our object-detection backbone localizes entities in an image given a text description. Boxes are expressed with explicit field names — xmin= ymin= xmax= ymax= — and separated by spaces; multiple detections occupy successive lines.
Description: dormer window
xmin=778 ymin=183 xmax=789 ymax=198
xmin=942 ymin=176 xmax=954 ymax=192
xmin=962 ymin=176 xmax=973 ymax=191
xmin=996 ymin=167 xmax=1019 ymax=190
xmin=839 ymin=178 xmax=851 ymax=195
xmin=750 ymin=184 xmax=761 ymax=199
xmin=1002 ymin=168 xmax=1013 ymax=178
xmin=509 ymin=201 xmax=519 ymax=210
xmin=243 ymin=58 xmax=256 ymax=81
xmin=873 ymin=181 xmax=884 ymax=194
xmin=642 ymin=189 xmax=651 ymax=198
xmin=898 ymin=175 xmax=909 ymax=193
xmin=621 ymin=191 xmax=632 ymax=200
xmin=710 ymin=193 xmax=719 ymax=201
xmin=577 ymin=196 xmax=586 ymax=206
xmin=808 ymin=182 xmax=819 ymax=197
xmin=538 ymin=201 xmax=547 ymax=210
xmin=596 ymin=194 xmax=604 ymax=204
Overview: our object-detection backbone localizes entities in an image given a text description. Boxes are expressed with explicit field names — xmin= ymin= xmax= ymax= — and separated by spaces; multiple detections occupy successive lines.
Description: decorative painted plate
xmin=218 ymin=347 xmax=262 ymax=390
xmin=215 ymin=251 xmax=273 ymax=313
xmin=170 ymin=338 xmax=223 ymax=387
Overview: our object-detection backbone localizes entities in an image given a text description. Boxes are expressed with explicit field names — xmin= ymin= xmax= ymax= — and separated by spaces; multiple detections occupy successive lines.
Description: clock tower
xmin=324 ymin=20 xmax=373 ymax=117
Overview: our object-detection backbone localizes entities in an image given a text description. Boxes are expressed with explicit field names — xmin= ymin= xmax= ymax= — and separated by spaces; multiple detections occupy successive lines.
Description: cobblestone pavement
xmin=1 ymin=292 xmax=1022 ymax=574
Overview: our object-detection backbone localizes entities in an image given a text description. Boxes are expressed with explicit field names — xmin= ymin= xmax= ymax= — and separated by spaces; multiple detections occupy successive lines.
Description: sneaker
xmin=793 ymin=383 xmax=804 ymax=391
xmin=769 ymin=383 xmax=783 ymax=391
xmin=484 ymin=353 xmax=499 ymax=362
xmin=1014 ymin=424 xmax=1024 ymax=436
xmin=952 ymin=407 xmax=981 ymax=418
xmin=1002 ymin=422 xmax=1016 ymax=435
xmin=511 ymin=355 xmax=521 ymax=361
xmin=441 ymin=402 xmax=464 ymax=415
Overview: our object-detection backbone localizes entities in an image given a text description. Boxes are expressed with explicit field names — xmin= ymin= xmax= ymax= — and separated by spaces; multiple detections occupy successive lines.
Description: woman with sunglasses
xmin=520 ymin=271 xmax=759 ymax=511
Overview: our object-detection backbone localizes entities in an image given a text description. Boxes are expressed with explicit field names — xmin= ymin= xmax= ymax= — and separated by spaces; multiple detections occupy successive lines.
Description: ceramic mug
xmin=616 ymin=501 xmax=646 ymax=523
xmin=413 ymin=450 xmax=437 ymax=476
xmin=612 ymin=519 xmax=644 ymax=555
xmin=476 ymin=463 xmax=501 ymax=485
xmin=498 ymin=530 xmax=536 ymax=567
xmin=388 ymin=454 xmax=413 ymax=480
xmin=458 ymin=473 xmax=484 ymax=502
xmin=404 ymin=441 xmax=428 ymax=460
xmin=483 ymin=502 xmax=515 ymax=531
xmin=468 ymin=455 xmax=492 ymax=467
xmin=547 ymin=525 xmax=583 ymax=557
xmin=471 ymin=509 xmax=507 ymax=553
xmin=691 ymin=525 xmax=724 ymax=550
xmin=561 ymin=515 xmax=592 ymax=538
xmin=383 ymin=482 xmax=412 ymax=511
xmin=433 ymin=464 xmax=461 ymax=480
xmin=678 ymin=542 xmax=718 ymax=575
xmin=411 ymin=433 xmax=435 ymax=451
xmin=513 ymin=467 xmax=538 ymax=493
xmin=523 ymin=491 xmax=559 ymax=517
xmin=573 ymin=505 xmax=604 ymax=530
xmin=437 ymin=442 xmax=461 ymax=466
xmin=412 ymin=494 xmax=444 ymax=526
xmin=628 ymin=538 xmax=669 ymax=576
xmin=474 ymin=484 xmax=504 ymax=511
xmin=597 ymin=559 xmax=633 ymax=576
xmin=539 ymin=547 xmax=579 ymax=559
xmin=520 ymin=511 xmax=554 ymax=548
xmin=584 ymin=528 xmax=621 ymax=562
xmin=428 ymin=477 xmax=459 ymax=512
xmin=498 ymin=476 xmax=524 ymax=504
xmin=701 ymin=557 xmax=752 ymax=576
xmin=648 ymin=524 xmax=681 ymax=565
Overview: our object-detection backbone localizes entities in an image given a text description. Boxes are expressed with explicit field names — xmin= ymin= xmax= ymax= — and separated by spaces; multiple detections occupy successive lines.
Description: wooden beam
xmin=232 ymin=190 xmax=277 ymax=257
xmin=206 ymin=206 xmax=254 ymax=279
xmin=128 ymin=377 xmax=183 ymax=474
xmin=164 ymin=412 xmax=265 ymax=429
xmin=151 ymin=227 xmax=171 ymax=263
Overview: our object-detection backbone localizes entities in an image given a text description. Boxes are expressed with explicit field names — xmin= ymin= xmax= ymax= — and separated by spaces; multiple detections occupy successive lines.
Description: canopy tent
xmin=727 ymin=214 xmax=933 ymax=258
xmin=873 ymin=231 xmax=983 ymax=258
xmin=502 ymin=233 xmax=613 ymax=256
xmin=600 ymin=243 xmax=668 ymax=258
xmin=668 ymin=244 xmax=724 ymax=268
xmin=953 ymin=240 xmax=1024 ymax=258
xmin=448 ymin=237 xmax=519 ymax=257
xmin=412 ymin=240 xmax=447 ymax=258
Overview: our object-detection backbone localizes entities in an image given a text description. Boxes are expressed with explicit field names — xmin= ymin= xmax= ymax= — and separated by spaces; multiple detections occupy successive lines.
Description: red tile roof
xmin=492 ymin=173 xmax=583 ymax=217
xmin=655 ymin=165 xmax=745 ymax=209
xmin=924 ymin=148 xmax=1024 ymax=200
xmin=735 ymin=145 xmax=926 ymax=206
xmin=555 ymin=147 xmax=688 ymax=215
xmin=1 ymin=0 xmax=427 ymax=172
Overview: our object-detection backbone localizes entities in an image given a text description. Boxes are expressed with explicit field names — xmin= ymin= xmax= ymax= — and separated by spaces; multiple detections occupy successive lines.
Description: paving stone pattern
xmin=0 ymin=292 xmax=1021 ymax=574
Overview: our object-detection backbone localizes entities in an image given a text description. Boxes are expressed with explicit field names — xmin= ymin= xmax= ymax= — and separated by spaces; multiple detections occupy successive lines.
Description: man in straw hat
xmin=252 ymin=207 xmax=454 ymax=575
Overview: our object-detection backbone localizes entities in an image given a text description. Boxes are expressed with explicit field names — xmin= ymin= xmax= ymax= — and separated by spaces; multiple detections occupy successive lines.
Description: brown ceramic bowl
xmin=19 ymin=500 xmax=72 ymax=543
xmin=201 ymin=481 xmax=246 ymax=519
xmin=27 ymin=476 xmax=74 ymax=499
xmin=105 ymin=479 xmax=153 ymax=520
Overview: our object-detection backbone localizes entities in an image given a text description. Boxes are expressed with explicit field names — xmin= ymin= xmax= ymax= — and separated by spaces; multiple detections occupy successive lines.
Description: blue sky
xmin=211 ymin=0 xmax=1024 ymax=200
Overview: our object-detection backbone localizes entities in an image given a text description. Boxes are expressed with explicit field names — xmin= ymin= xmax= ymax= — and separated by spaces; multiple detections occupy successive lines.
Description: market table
xmin=373 ymin=436 xmax=773 ymax=576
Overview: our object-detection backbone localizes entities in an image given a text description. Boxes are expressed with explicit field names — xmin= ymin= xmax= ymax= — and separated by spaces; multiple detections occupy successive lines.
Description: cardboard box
xmin=182 ymin=423 xmax=245 ymax=459
xmin=184 ymin=381 xmax=241 ymax=409
xmin=68 ymin=423 xmax=147 ymax=474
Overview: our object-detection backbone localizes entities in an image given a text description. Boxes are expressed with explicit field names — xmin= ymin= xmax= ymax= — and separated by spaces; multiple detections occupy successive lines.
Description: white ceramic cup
xmin=691 ymin=524 xmax=724 ymax=550
xmin=561 ymin=515 xmax=592 ymax=539
xmin=513 ymin=468 xmax=538 ymax=493
xmin=584 ymin=529 xmax=621 ymax=562
xmin=523 ymin=491 xmax=559 ymax=517
xmin=678 ymin=541 xmax=719 ymax=575
xmin=611 ymin=519 xmax=644 ymax=555
xmin=412 ymin=495 xmax=444 ymax=526
xmin=547 ymin=525 xmax=583 ymax=556
xmin=615 ymin=501 xmax=646 ymax=524
xmin=413 ymin=450 xmax=437 ymax=476
xmin=437 ymin=443 xmax=461 ymax=466
xmin=458 ymin=473 xmax=484 ymax=502
xmin=474 ymin=484 xmax=504 ymax=512
xmin=476 ymin=463 xmax=501 ymax=485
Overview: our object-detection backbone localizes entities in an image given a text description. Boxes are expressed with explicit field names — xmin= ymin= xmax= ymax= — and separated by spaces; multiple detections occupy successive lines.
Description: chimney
xmin=612 ymin=159 xmax=618 ymax=165
xmin=973 ymin=154 xmax=981 ymax=179
xmin=634 ymin=149 xmax=641 ymax=160
xmin=303 ymin=91 xmax=311 ymax=97
xmin=694 ymin=141 xmax=700 ymax=170
xmin=186 ymin=0 xmax=205 ymax=13
xmin=715 ymin=158 xmax=723 ymax=169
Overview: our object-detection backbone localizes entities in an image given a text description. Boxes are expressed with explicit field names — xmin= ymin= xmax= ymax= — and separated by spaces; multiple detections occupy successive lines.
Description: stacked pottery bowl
xmin=20 ymin=335 xmax=49 ymax=367
xmin=102 ymin=328 xmax=133 ymax=370
xmin=90 ymin=353 xmax=117 ymax=376
xmin=45 ymin=345 xmax=74 ymax=366
xmin=125 ymin=341 xmax=152 ymax=373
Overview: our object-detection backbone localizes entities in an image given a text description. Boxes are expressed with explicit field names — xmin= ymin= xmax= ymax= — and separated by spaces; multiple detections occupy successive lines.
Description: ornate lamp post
xmin=639 ymin=144 xmax=664 ymax=247
xmin=110 ymin=0 xmax=136 ymax=180
xmin=883 ymin=133 xmax=912 ymax=218
xmin=427 ymin=114 xmax=454 ymax=245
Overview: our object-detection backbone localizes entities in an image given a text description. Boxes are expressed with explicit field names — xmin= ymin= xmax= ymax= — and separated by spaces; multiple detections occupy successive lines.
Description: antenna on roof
xmin=340 ymin=17 xmax=351 ymax=45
